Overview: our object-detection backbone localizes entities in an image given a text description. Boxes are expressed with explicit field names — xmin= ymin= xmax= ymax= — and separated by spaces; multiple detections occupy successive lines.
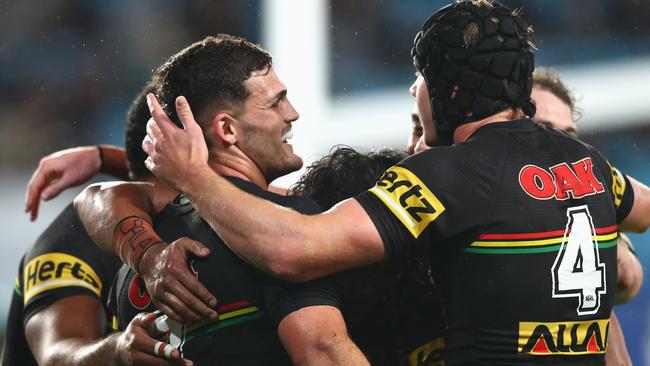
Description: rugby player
xmin=1 ymin=85 xmax=190 ymax=366
xmin=135 ymin=1 xmax=650 ymax=364
xmin=531 ymin=67 xmax=642 ymax=366
xmin=76 ymin=34 xmax=369 ymax=365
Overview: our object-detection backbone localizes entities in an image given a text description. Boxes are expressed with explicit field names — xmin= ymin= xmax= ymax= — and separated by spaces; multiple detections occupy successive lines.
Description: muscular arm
xmin=278 ymin=306 xmax=369 ymax=366
xmin=620 ymin=177 xmax=650 ymax=233
xmin=180 ymin=169 xmax=385 ymax=282
xmin=74 ymin=181 xmax=171 ymax=253
xmin=25 ymin=295 xmax=185 ymax=366
xmin=74 ymin=181 xmax=217 ymax=323
xmin=615 ymin=234 xmax=643 ymax=304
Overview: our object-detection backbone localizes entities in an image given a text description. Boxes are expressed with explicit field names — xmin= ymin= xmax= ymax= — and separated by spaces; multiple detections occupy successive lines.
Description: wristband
xmin=96 ymin=144 xmax=105 ymax=172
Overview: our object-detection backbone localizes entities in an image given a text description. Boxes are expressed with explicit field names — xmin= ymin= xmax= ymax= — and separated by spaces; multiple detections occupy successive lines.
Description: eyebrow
xmin=267 ymin=89 xmax=287 ymax=106
xmin=411 ymin=113 xmax=420 ymax=124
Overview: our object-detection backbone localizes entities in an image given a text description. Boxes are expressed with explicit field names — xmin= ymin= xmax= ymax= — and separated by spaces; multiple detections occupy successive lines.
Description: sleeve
xmin=21 ymin=207 xmax=119 ymax=324
xmin=22 ymin=251 xmax=107 ymax=324
xmin=586 ymin=146 xmax=635 ymax=223
xmin=355 ymin=148 xmax=495 ymax=258
xmin=606 ymin=162 xmax=634 ymax=223
xmin=263 ymin=278 xmax=341 ymax=329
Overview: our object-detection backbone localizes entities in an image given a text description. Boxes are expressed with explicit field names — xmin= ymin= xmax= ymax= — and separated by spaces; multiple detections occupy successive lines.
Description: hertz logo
xmin=518 ymin=319 xmax=609 ymax=355
xmin=23 ymin=253 xmax=102 ymax=303
xmin=369 ymin=166 xmax=445 ymax=238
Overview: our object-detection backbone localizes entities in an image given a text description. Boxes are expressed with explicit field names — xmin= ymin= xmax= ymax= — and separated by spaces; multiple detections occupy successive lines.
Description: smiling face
xmin=233 ymin=67 xmax=303 ymax=182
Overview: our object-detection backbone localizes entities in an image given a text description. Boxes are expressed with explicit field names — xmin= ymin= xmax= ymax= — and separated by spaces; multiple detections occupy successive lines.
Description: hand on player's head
xmin=142 ymin=94 xmax=210 ymax=194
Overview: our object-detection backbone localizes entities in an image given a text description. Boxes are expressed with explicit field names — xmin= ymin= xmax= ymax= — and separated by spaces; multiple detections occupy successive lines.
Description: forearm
xmin=615 ymin=235 xmax=643 ymax=304
xmin=181 ymin=169 xmax=385 ymax=281
xmin=98 ymin=145 xmax=129 ymax=180
xmin=620 ymin=177 xmax=650 ymax=233
xmin=38 ymin=334 xmax=121 ymax=366
xmin=74 ymin=182 xmax=158 ymax=253
xmin=278 ymin=306 xmax=370 ymax=366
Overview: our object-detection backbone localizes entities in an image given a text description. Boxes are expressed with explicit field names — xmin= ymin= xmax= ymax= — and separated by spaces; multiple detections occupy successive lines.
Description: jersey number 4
xmin=551 ymin=205 xmax=606 ymax=316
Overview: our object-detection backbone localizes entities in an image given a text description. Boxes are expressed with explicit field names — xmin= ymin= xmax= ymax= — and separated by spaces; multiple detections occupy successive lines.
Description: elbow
xmin=290 ymin=332 xmax=351 ymax=366
xmin=262 ymin=244 xmax=314 ymax=283
xmin=615 ymin=262 xmax=644 ymax=305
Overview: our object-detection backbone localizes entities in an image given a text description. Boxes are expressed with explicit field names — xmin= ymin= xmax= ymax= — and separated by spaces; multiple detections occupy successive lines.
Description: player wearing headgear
xmin=134 ymin=1 xmax=650 ymax=365
xmin=76 ymin=34 xmax=369 ymax=365
xmin=1 ymin=84 xmax=192 ymax=366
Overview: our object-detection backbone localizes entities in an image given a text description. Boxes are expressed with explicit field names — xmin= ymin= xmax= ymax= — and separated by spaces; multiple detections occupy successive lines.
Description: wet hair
xmin=152 ymin=34 xmax=272 ymax=130
xmin=532 ymin=67 xmax=582 ymax=120
xmin=291 ymin=146 xmax=408 ymax=209
xmin=412 ymin=0 xmax=536 ymax=144
xmin=124 ymin=83 xmax=155 ymax=180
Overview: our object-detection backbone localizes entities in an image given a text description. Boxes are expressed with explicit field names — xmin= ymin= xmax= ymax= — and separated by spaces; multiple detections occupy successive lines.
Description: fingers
xmin=154 ymin=291 xmax=203 ymax=324
xmin=167 ymin=274 xmax=218 ymax=319
xmin=180 ymin=238 xmax=211 ymax=258
xmin=25 ymin=162 xmax=60 ymax=221
xmin=40 ymin=174 xmax=72 ymax=201
xmin=147 ymin=119 xmax=164 ymax=142
xmin=147 ymin=94 xmax=177 ymax=136
xmin=143 ymin=133 xmax=155 ymax=156
xmin=174 ymin=96 xmax=199 ymax=132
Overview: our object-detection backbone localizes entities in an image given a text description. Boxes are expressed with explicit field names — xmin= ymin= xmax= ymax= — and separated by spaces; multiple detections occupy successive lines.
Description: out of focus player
xmin=2 ymin=85 xmax=190 ymax=366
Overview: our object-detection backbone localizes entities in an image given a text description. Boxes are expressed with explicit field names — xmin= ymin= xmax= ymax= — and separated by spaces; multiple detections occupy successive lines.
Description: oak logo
xmin=128 ymin=274 xmax=152 ymax=309
xmin=23 ymin=253 xmax=102 ymax=303
xmin=369 ymin=166 xmax=445 ymax=238
xmin=519 ymin=158 xmax=605 ymax=201
xmin=518 ymin=319 xmax=609 ymax=355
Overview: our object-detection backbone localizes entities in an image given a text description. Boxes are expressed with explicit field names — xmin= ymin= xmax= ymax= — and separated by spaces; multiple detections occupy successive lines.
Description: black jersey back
xmin=357 ymin=119 xmax=634 ymax=365
xmin=110 ymin=177 xmax=340 ymax=366
xmin=1 ymin=204 xmax=121 ymax=366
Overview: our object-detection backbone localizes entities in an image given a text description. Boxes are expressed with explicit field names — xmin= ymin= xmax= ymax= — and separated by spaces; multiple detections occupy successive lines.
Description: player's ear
xmin=211 ymin=112 xmax=238 ymax=146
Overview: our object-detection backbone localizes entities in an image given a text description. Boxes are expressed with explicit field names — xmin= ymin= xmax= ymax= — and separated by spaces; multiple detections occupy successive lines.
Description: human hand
xmin=25 ymin=146 xmax=101 ymax=221
xmin=138 ymin=237 xmax=218 ymax=324
xmin=116 ymin=312 xmax=193 ymax=366
xmin=142 ymin=95 xmax=210 ymax=194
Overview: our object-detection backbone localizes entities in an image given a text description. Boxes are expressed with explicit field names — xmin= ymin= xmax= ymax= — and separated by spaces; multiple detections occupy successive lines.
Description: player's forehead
xmin=531 ymin=87 xmax=574 ymax=131
xmin=242 ymin=66 xmax=286 ymax=101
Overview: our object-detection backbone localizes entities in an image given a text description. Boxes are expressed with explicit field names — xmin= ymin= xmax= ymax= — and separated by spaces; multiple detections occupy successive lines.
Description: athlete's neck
xmin=453 ymin=108 xmax=526 ymax=143
xmin=207 ymin=150 xmax=269 ymax=190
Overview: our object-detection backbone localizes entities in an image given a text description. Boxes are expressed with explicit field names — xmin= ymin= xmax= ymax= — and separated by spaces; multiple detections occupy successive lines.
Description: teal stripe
xmin=185 ymin=312 xmax=265 ymax=342
xmin=464 ymin=239 xmax=617 ymax=255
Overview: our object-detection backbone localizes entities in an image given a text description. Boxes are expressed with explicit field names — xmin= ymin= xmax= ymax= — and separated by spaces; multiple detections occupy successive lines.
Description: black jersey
xmin=1 ymin=204 xmax=121 ymax=366
xmin=356 ymin=119 xmax=634 ymax=365
xmin=110 ymin=176 xmax=340 ymax=366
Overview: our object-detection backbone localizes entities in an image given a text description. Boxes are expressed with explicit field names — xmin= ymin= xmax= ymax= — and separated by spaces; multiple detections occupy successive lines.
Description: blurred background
xmin=1 ymin=0 xmax=649 ymax=363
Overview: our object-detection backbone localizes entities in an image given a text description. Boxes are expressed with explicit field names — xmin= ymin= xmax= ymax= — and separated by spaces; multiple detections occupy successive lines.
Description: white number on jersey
xmin=551 ymin=205 xmax=606 ymax=316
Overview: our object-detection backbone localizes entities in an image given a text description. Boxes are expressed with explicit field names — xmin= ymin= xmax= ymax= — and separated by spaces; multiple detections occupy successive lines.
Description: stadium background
xmin=1 ymin=0 xmax=649 ymax=363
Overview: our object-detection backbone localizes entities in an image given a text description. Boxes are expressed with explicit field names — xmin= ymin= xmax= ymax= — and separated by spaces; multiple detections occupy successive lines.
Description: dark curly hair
xmin=291 ymin=146 xmax=408 ymax=209
xmin=124 ymin=83 xmax=155 ymax=180
xmin=152 ymin=34 xmax=272 ymax=130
